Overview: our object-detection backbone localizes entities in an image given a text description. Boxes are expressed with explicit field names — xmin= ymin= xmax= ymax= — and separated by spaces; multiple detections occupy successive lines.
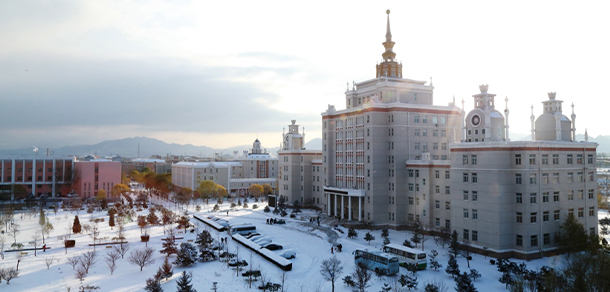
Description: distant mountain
xmin=304 ymin=138 xmax=322 ymax=150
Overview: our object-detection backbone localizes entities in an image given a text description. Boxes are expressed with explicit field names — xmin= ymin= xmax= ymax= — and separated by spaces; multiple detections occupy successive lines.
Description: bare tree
xmin=278 ymin=271 xmax=288 ymax=292
xmin=10 ymin=223 xmax=20 ymax=244
xmin=79 ymin=250 xmax=98 ymax=274
xmin=45 ymin=256 xmax=55 ymax=269
xmin=75 ymin=267 xmax=86 ymax=283
xmin=352 ymin=265 xmax=372 ymax=292
xmin=90 ymin=223 xmax=100 ymax=251
xmin=128 ymin=247 xmax=155 ymax=271
xmin=2 ymin=267 xmax=19 ymax=284
xmin=113 ymin=242 xmax=130 ymax=259
xmin=66 ymin=221 xmax=73 ymax=239
xmin=67 ymin=256 xmax=80 ymax=270
xmin=319 ymin=255 xmax=344 ymax=292
xmin=105 ymin=250 xmax=120 ymax=275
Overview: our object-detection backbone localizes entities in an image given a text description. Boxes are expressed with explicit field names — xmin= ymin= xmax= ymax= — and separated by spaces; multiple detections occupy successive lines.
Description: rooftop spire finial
xmin=381 ymin=9 xmax=396 ymax=62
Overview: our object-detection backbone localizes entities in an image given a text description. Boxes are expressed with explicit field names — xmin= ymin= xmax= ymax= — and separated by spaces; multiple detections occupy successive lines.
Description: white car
xmin=255 ymin=239 xmax=272 ymax=246
xmin=278 ymin=250 xmax=296 ymax=259
xmin=252 ymin=236 xmax=271 ymax=243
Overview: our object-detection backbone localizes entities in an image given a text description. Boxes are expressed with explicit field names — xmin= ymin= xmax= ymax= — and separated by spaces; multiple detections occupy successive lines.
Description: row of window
xmin=514 ymin=153 xmax=594 ymax=165
xmin=515 ymin=190 xmax=595 ymax=203
xmin=324 ymin=114 xmax=448 ymax=129
xmin=414 ymin=129 xmax=448 ymax=137
xmin=516 ymin=207 xmax=595 ymax=223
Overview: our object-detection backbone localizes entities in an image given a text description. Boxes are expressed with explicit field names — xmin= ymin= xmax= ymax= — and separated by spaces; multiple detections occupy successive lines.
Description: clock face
xmin=471 ymin=114 xmax=481 ymax=127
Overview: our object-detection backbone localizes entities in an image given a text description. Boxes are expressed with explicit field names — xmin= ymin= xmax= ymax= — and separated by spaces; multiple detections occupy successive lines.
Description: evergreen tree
xmin=158 ymin=257 xmax=173 ymax=281
xmin=424 ymin=283 xmax=440 ymax=292
xmin=109 ymin=213 xmax=115 ymax=230
xmin=348 ymin=228 xmax=358 ymax=239
xmin=428 ymin=250 xmax=442 ymax=271
xmin=469 ymin=269 xmax=481 ymax=282
xmin=381 ymin=228 xmax=389 ymax=238
xmin=449 ymin=230 xmax=460 ymax=258
xmin=364 ymin=232 xmax=375 ymax=245
xmin=173 ymin=243 xmax=198 ymax=267
xmin=380 ymin=283 xmax=392 ymax=292
xmin=39 ymin=209 xmax=46 ymax=226
xmin=73 ymin=216 xmax=82 ymax=234
xmin=558 ymin=213 xmax=589 ymax=257
xmin=383 ymin=237 xmax=390 ymax=245
xmin=455 ymin=271 xmax=477 ymax=292
xmin=144 ymin=277 xmax=163 ymax=292
xmin=445 ymin=255 xmax=460 ymax=277
xmin=176 ymin=271 xmax=196 ymax=292
xmin=398 ymin=274 xmax=418 ymax=291
xmin=160 ymin=234 xmax=178 ymax=256
xmin=194 ymin=230 xmax=213 ymax=249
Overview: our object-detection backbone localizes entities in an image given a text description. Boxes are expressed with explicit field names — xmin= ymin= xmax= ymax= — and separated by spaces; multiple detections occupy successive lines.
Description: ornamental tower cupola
xmin=463 ymin=85 xmax=506 ymax=142
xmin=375 ymin=10 xmax=402 ymax=78
xmin=282 ymin=120 xmax=304 ymax=150
xmin=534 ymin=92 xmax=574 ymax=141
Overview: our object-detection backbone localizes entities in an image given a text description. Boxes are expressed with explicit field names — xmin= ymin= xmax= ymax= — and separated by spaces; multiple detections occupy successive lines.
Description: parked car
xmin=280 ymin=210 xmax=288 ymax=217
xmin=252 ymin=236 xmax=272 ymax=243
xmin=254 ymin=239 xmax=272 ymax=246
xmin=245 ymin=233 xmax=261 ymax=239
xmin=275 ymin=219 xmax=286 ymax=224
xmin=264 ymin=206 xmax=270 ymax=212
xmin=228 ymin=259 xmax=248 ymax=267
xmin=278 ymin=250 xmax=296 ymax=259
xmin=290 ymin=213 xmax=296 ymax=218
xmin=261 ymin=243 xmax=283 ymax=251
xmin=252 ymin=204 xmax=258 ymax=209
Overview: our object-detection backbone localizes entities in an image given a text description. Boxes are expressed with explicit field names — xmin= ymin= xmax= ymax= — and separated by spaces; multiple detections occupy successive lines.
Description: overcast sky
xmin=1 ymin=1 xmax=609 ymax=150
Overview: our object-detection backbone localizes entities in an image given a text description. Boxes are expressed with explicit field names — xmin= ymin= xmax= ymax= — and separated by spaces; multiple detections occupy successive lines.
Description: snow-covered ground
xmin=1 ymin=201 xmax=609 ymax=292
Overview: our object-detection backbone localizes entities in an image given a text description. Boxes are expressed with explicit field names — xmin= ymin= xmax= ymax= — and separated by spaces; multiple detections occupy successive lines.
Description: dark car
xmin=280 ymin=210 xmax=288 ymax=217
xmin=261 ymin=243 xmax=283 ymax=251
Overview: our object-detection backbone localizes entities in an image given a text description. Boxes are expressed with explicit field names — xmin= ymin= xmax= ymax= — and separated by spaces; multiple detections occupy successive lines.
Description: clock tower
xmin=463 ymin=85 xmax=508 ymax=142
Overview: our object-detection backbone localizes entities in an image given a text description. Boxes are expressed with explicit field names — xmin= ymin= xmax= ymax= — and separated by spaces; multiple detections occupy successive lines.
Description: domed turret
xmin=252 ymin=139 xmax=262 ymax=154
xmin=463 ymin=85 xmax=506 ymax=142
xmin=534 ymin=92 xmax=573 ymax=141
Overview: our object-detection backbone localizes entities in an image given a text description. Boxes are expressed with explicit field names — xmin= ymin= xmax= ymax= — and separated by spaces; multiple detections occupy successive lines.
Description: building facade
xmin=172 ymin=139 xmax=278 ymax=196
xmin=0 ymin=156 xmax=76 ymax=199
xmin=278 ymin=120 xmax=322 ymax=206
xmin=74 ymin=160 xmax=122 ymax=199
xmin=320 ymin=10 xmax=462 ymax=224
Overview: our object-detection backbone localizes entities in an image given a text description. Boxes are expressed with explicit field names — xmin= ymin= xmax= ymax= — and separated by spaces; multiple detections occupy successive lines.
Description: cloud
xmin=0 ymin=53 xmax=318 ymax=149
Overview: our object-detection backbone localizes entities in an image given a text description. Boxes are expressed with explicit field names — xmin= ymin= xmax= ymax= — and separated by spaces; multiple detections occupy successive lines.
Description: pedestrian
xmin=331 ymin=246 xmax=334 ymax=254
xmin=227 ymin=210 xmax=229 ymax=216
xmin=43 ymin=244 xmax=46 ymax=252
xmin=225 ymin=237 xmax=227 ymax=243
xmin=266 ymin=218 xmax=269 ymax=224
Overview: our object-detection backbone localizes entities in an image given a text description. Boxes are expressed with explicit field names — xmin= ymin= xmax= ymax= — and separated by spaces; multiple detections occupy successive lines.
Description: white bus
xmin=354 ymin=249 xmax=399 ymax=275
xmin=382 ymin=244 xmax=427 ymax=269
xmin=229 ymin=224 xmax=257 ymax=236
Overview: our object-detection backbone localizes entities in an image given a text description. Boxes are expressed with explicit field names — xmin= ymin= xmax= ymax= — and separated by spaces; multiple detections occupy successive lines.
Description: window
xmin=445 ymin=186 xmax=450 ymax=195
xmin=553 ymin=173 xmax=559 ymax=184
xmin=589 ymin=189 xmax=595 ymax=199
xmin=445 ymin=201 xmax=451 ymax=210
xmin=472 ymin=173 xmax=478 ymax=183
xmin=588 ymin=154 xmax=594 ymax=164
xmin=515 ymin=154 xmax=522 ymax=165
xmin=435 ymin=218 xmax=440 ymax=227
xmin=516 ymin=174 xmax=522 ymax=184
xmin=472 ymin=209 xmax=478 ymax=220
xmin=567 ymin=172 xmax=574 ymax=183
xmin=414 ymin=115 xmax=420 ymax=123
xmin=445 ymin=171 xmax=450 ymax=179
xmin=435 ymin=200 xmax=440 ymax=209
xmin=463 ymin=229 xmax=469 ymax=240
xmin=433 ymin=130 xmax=439 ymax=137
xmin=530 ymin=212 xmax=537 ymax=223
xmin=568 ymin=191 xmax=574 ymax=201
xmin=433 ymin=143 xmax=439 ymax=150
xmin=472 ymin=191 xmax=478 ymax=201
xmin=543 ymin=233 xmax=551 ymax=245
xmin=554 ymin=210 xmax=560 ymax=221
xmin=516 ymin=235 xmax=523 ymax=246
xmin=516 ymin=193 xmax=523 ymax=204
xmin=414 ymin=143 xmax=420 ymax=150
xmin=463 ymin=173 xmax=469 ymax=183
xmin=435 ymin=185 xmax=440 ymax=193
xmin=542 ymin=154 xmax=549 ymax=165
xmin=543 ymin=192 xmax=549 ymax=203
xmin=408 ymin=183 xmax=414 ymax=191
xmin=516 ymin=212 xmax=523 ymax=223
xmin=471 ymin=155 xmax=477 ymax=165
xmin=423 ymin=116 xmax=427 ymax=123
xmin=577 ymin=172 xmax=583 ymax=183
xmin=409 ymin=197 xmax=414 ymax=205
xmin=578 ymin=208 xmax=584 ymax=218
xmin=408 ymin=170 xmax=414 ymax=177
xmin=463 ymin=191 xmax=469 ymax=200
xmin=435 ymin=170 xmax=440 ymax=179
xmin=568 ymin=208 xmax=574 ymax=217
xmin=441 ymin=130 xmax=447 ymax=137
xmin=531 ymin=235 xmax=538 ymax=247
xmin=542 ymin=173 xmax=549 ymax=184
xmin=589 ymin=207 xmax=595 ymax=217
xmin=414 ymin=129 xmax=420 ymax=136
xmin=578 ymin=190 xmax=583 ymax=200
xmin=577 ymin=154 xmax=583 ymax=164
xmin=543 ymin=211 xmax=549 ymax=222
xmin=529 ymin=174 xmax=536 ymax=184
xmin=442 ymin=143 xmax=447 ymax=150
xmin=530 ymin=193 xmax=537 ymax=204
xmin=529 ymin=154 xmax=536 ymax=165
xmin=567 ymin=154 xmax=573 ymax=164
xmin=552 ymin=154 xmax=559 ymax=164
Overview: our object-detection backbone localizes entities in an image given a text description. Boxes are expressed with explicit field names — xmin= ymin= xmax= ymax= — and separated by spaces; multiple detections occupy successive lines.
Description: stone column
xmin=348 ymin=196 xmax=352 ymax=220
